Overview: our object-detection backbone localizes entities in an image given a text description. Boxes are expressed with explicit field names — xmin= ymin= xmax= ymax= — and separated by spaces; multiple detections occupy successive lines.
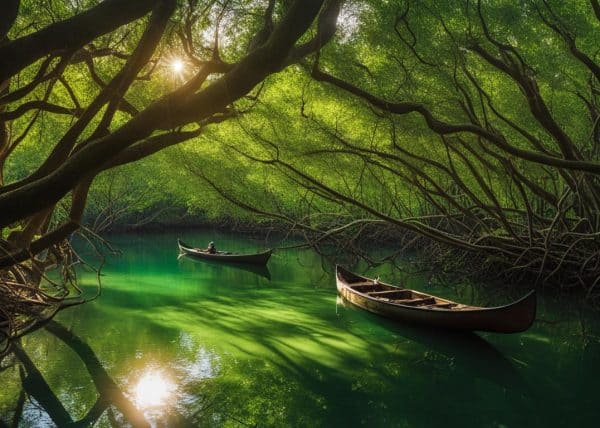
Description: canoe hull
xmin=336 ymin=266 xmax=536 ymax=333
xmin=178 ymin=240 xmax=272 ymax=265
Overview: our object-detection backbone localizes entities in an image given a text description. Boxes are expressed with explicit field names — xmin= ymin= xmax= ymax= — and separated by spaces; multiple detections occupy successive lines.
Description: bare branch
xmin=0 ymin=100 xmax=82 ymax=121
xmin=312 ymin=65 xmax=600 ymax=174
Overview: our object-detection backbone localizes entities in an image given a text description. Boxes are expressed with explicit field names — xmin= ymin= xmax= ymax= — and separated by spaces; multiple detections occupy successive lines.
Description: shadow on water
xmin=0 ymin=281 xmax=591 ymax=427
xmin=178 ymin=253 xmax=272 ymax=280
xmin=175 ymin=289 xmax=531 ymax=425
xmin=335 ymin=298 xmax=528 ymax=393
xmin=175 ymin=292 xmax=532 ymax=426
xmin=2 ymin=231 xmax=599 ymax=427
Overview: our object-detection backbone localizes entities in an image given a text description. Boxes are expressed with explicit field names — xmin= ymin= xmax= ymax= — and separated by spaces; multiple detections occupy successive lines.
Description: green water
xmin=1 ymin=231 xmax=599 ymax=427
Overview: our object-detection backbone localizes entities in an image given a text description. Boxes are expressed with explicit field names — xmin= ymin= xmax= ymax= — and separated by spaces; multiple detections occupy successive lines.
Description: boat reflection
xmin=336 ymin=296 xmax=527 ymax=392
xmin=178 ymin=253 xmax=272 ymax=280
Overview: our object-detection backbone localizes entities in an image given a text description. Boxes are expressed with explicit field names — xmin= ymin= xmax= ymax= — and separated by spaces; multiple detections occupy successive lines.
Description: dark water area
xmin=1 ymin=230 xmax=599 ymax=427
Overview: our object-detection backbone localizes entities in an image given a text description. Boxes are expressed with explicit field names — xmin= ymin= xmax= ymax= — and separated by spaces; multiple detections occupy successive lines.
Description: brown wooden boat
xmin=177 ymin=239 xmax=272 ymax=266
xmin=336 ymin=266 xmax=536 ymax=333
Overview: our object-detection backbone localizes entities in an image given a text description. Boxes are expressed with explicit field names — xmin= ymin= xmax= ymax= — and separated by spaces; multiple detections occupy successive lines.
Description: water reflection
xmin=2 ymin=322 xmax=150 ymax=427
xmin=336 ymin=296 xmax=525 ymax=391
xmin=132 ymin=369 xmax=176 ymax=410
xmin=178 ymin=253 xmax=272 ymax=280
xmin=1 ymin=231 xmax=599 ymax=427
xmin=0 ymin=321 xmax=210 ymax=427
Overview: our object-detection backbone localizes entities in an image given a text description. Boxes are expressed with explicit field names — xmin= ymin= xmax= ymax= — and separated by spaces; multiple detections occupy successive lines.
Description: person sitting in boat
xmin=207 ymin=241 xmax=217 ymax=254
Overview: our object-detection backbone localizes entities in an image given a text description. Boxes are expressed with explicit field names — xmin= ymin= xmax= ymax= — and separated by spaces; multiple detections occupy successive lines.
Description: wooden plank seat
xmin=393 ymin=297 xmax=436 ymax=306
xmin=352 ymin=284 xmax=395 ymax=293
xmin=367 ymin=290 xmax=412 ymax=300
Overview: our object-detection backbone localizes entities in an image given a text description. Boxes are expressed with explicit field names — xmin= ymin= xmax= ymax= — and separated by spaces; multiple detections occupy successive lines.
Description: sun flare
xmin=133 ymin=370 xmax=176 ymax=409
xmin=171 ymin=58 xmax=184 ymax=74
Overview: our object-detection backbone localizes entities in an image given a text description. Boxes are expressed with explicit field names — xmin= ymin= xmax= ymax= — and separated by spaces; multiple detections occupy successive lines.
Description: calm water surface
xmin=1 ymin=231 xmax=599 ymax=427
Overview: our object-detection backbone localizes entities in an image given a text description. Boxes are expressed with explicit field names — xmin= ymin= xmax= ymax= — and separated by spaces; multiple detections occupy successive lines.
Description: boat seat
xmin=393 ymin=297 xmax=436 ymax=306
xmin=353 ymin=284 xmax=393 ymax=293
xmin=368 ymin=290 xmax=412 ymax=300
xmin=350 ymin=281 xmax=373 ymax=286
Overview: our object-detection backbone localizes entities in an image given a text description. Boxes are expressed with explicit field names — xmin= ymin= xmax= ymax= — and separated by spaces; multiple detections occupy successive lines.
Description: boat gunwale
xmin=336 ymin=265 xmax=536 ymax=314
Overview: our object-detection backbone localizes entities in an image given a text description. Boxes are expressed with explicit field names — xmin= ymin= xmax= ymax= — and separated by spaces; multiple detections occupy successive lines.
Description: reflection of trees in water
xmin=3 ymin=282 xmax=597 ymax=427
xmin=173 ymin=290 xmax=530 ymax=427
xmin=1 ymin=321 xmax=202 ymax=427
xmin=2 ymin=300 xmax=524 ymax=427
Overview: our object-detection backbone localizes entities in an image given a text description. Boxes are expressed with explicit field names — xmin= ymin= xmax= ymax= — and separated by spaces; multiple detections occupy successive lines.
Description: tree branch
xmin=0 ymin=0 xmax=329 ymax=227
xmin=0 ymin=0 xmax=160 ymax=83
xmin=311 ymin=66 xmax=600 ymax=174
xmin=0 ymin=100 xmax=82 ymax=121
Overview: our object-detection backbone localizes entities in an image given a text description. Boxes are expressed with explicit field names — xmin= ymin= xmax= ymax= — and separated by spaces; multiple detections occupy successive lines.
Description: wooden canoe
xmin=336 ymin=266 xmax=536 ymax=333
xmin=177 ymin=239 xmax=272 ymax=266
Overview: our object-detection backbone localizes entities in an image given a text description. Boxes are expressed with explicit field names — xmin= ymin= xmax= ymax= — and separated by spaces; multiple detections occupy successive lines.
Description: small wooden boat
xmin=177 ymin=239 xmax=272 ymax=266
xmin=336 ymin=266 xmax=536 ymax=333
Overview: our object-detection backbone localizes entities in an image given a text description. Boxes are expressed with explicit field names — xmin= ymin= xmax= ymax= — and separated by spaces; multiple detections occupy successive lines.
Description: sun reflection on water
xmin=133 ymin=369 xmax=177 ymax=410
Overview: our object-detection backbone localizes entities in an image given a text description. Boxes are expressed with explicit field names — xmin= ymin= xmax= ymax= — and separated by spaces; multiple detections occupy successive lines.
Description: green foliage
xmin=2 ymin=0 xmax=599 ymax=288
